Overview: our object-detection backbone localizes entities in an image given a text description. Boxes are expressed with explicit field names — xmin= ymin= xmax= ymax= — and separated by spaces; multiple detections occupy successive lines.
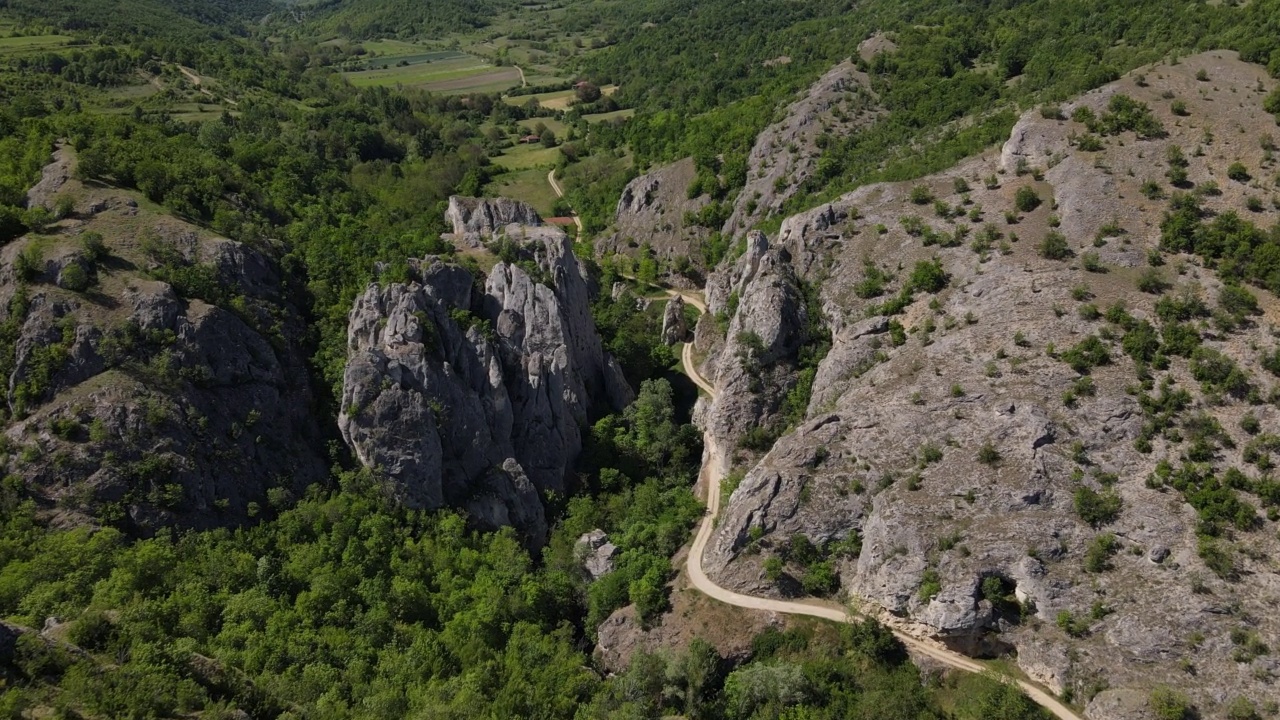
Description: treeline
xmin=0 ymin=472 xmax=1047 ymax=719
xmin=0 ymin=0 xmax=273 ymax=40
xmin=300 ymin=0 xmax=521 ymax=40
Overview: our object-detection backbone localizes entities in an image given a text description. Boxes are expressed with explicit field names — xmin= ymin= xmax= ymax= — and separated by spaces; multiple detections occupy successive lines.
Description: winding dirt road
xmin=546 ymin=169 xmax=584 ymax=235
xmin=668 ymin=289 xmax=1083 ymax=720
xmin=546 ymin=177 xmax=1080 ymax=717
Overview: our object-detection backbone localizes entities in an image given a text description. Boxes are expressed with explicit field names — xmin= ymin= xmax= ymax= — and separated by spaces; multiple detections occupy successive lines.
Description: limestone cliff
xmin=340 ymin=217 xmax=631 ymax=545
xmin=695 ymin=231 xmax=812 ymax=451
xmin=444 ymin=195 xmax=546 ymax=248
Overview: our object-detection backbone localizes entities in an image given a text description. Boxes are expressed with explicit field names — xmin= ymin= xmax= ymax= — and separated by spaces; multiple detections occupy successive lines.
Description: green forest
xmin=2 ymin=0 xmax=1280 ymax=715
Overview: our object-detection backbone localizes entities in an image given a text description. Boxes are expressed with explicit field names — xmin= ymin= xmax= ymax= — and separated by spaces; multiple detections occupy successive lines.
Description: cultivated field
xmin=343 ymin=53 xmax=521 ymax=94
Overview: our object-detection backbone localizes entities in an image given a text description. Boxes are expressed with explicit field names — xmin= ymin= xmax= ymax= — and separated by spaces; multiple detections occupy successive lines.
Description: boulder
xmin=576 ymin=529 xmax=620 ymax=580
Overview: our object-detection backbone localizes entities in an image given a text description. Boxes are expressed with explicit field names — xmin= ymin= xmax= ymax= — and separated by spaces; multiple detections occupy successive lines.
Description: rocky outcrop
xmin=576 ymin=529 xmax=619 ymax=580
xmin=25 ymin=145 xmax=73 ymax=210
xmin=723 ymin=62 xmax=879 ymax=236
xmin=444 ymin=195 xmax=544 ymax=248
xmin=598 ymin=158 xmax=713 ymax=271
xmin=0 ymin=173 xmax=327 ymax=533
xmin=700 ymin=52 xmax=1280 ymax=715
xmin=698 ymin=231 xmax=811 ymax=449
xmin=340 ymin=223 xmax=631 ymax=545
xmin=661 ymin=294 xmax=688 ymax=345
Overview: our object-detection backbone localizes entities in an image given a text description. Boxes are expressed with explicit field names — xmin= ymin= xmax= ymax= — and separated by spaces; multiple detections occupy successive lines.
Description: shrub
xmin=1218 ymin=285 xmax=1258 ymax=319
xmin=80 ymin=231 xmax=107 ymax=261
xmin=1080 ymin=251 xmax=1105 ymax=272
xmin=14 ymin=245 xmax=44 ymax=282
xmin=1150 ymin=686 xmax=1195 ymax=720
xmin=909 ymin=185 xmax=934 ymax=204
xmin=1136 ymin=268 xmax=1169 ymax=294
xmin=919 ymin=443 xmax=943 ymax=466
xmin=1190 ymin=346 xmax=1249 ymax=396
xmin=1076 ymin=134 xmax=1104 ymax=151
xmin=908 ymin=258 xmax=949 ymax=294
xmin=1074 ymin=487 xmax=1122 ymax=527
xmin=801 ymin=561 xmax=838 ymax=596
xmin=1060 ymin=336 xmax=1111 ymax=374
xmin=1097 ymin=94 xmax=1165 ymax=138
xmin=22 ymin=206 xmax=53 ymax=233
xmin=1056 ymin=610 xmax=1090 ymax=637
xmin=1225 ymin=697 xmax=1259 ymax=720
xmin=1171 ymin=100 xmax=1189 ymax=116
xmin=918 ymin=568 xmax=941 ymax=601
xmin=853 ymin=260 xmax=891 ymax=299
xmin=1227 ymin=162 xmax=1250 ymax=182
xmin=976 ymin=442 xmax=1001 ymax=465
xmin=1038 ymin=231 xmax=1071 ymax=260
xmin=1197 ymin=536 xmax=1237 ymax=580
xmin=1084 ymin=533 xmax=1119 ymax=572
xmin=59 ymin=263 xmax=91 ymax=292
xmin=763 ymin=555 xmax=783 ymax=583
xmin=1014 ymin=186 xmax=1041 ymax=213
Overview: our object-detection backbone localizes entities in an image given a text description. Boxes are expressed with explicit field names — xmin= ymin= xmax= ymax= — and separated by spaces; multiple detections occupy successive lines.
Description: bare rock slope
xmin=723 ymin=60 xmax=880 ymax=236
xmin=598 ymin=157 xmax=712 ymax=270
xmin=697 ymin=52 xmax=1280 ymax=716
xmin=340 ymin=207 xmax=632 ymax=545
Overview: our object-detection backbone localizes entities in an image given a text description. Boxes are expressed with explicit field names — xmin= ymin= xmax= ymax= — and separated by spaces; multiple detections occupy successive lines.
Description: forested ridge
xmin=2 ymin=0 xmax=1280 ymax=716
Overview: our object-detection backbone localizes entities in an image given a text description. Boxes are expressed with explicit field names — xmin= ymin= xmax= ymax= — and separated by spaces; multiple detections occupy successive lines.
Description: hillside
xmin=5 ymin=0 xmax=1280 ymax=718
xmin=694 ymin=51 xmax=1280 ymax=717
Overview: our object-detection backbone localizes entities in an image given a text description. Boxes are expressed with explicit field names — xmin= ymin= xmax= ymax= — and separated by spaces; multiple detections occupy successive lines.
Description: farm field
xmin=502 ymin=84 xmax=618 ymax=110
xmin=343 ymin=53 xmax=521 ymax=93
xmin=584 ymin=108 xmax=636 ymax=123
xmin=0 ymin=33 xmax=75 ymax=54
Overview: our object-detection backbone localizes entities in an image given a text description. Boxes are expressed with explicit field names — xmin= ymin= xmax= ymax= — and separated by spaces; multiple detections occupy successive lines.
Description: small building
xmin=520 ymin=134 xmax=541 ymax=144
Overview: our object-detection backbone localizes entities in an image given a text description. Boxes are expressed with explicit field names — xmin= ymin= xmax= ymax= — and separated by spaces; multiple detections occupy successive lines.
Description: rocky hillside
xmin=598 ymin=157 xmax=714 ymax=273
xmin=722 ymin=60 xmax=881 ymax=236
xmin=599 ymin=63 xmax=883 ymax=279
xmin=339 ymin=208 xmax=632 ymax=546
xmin=695 ymin=51 xmax=1280 ymax=716
xmin=1 ymin=147 xmax=327 ymax=532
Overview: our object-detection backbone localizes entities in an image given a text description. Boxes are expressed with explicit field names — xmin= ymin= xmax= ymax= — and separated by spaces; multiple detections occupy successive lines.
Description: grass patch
xmin=483 ymin=167 xmax=559 ymax=217
xmin=584 ymin=108 xmax=636 ymax=123
xmin=492 ymin=143 xmax=562 ymax=171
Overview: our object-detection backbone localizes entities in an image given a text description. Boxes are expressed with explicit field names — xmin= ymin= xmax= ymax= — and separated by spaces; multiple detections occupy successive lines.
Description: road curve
xmin=546 ymin=169 xmax=584 ymax=234
xmin=674 ymin=297 xmax=1084 ymax=720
